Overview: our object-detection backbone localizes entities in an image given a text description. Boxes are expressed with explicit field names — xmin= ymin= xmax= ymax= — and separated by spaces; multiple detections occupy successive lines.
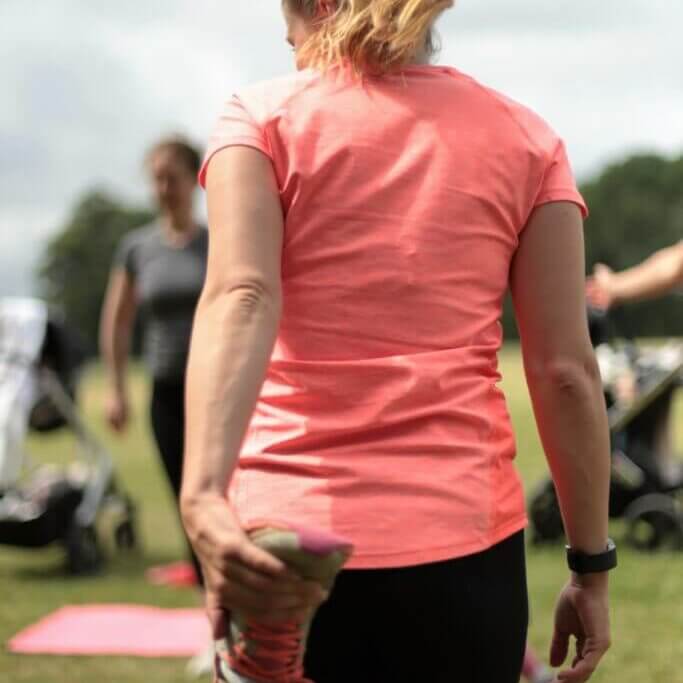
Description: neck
xmin=160 ymin=207 xmax=196 ymax=243
xmin=412 ymin=35 xmax=433 ymax=65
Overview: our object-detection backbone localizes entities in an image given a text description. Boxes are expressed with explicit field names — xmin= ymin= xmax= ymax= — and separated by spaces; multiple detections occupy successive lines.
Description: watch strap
xmin=566 ymin=538 xmax=617 ymax=574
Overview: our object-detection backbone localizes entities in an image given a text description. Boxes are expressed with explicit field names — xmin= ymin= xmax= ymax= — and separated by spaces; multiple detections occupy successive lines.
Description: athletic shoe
xmin=214 ymin=522 xmax=353 ymax=683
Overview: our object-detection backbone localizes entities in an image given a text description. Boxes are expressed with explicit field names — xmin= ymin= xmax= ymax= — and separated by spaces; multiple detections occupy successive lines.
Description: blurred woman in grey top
xmin=99 ymin=136 xmax=207 ymax=583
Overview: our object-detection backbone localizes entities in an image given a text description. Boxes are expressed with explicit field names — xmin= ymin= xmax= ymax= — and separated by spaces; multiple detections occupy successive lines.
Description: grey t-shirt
xmin=115 ymin=223 xmax=208 ymax=382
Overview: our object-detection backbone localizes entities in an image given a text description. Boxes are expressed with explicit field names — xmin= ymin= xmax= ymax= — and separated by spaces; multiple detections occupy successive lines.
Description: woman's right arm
xmin=510 ymin=202 xmax=612 ymax=683
xmin=99 ymin=268 xmax=137 ymax=432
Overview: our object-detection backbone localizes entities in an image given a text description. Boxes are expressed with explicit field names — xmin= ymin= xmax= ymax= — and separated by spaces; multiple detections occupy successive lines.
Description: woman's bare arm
xmin=511 ymin=202 xmax=610 ymax=554
xmin=181 ymin=146 xmax=284 ymax=499
xmin=180 ymin=147 xmax=322 ymax=624
xmin=99 ymin=268 xmax=137 ymax=430
xmin=511 ymin=202 xmax=612 ymax=682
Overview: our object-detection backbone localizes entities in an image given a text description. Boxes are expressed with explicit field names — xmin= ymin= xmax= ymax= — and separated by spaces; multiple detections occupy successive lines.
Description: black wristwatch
xmin=566 ymin=538 xmax=617 ymax=574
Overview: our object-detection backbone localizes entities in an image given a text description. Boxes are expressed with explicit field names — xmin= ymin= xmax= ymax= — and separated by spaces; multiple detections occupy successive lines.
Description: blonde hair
xmin=287 ymin=0 xmax=453 ymax=75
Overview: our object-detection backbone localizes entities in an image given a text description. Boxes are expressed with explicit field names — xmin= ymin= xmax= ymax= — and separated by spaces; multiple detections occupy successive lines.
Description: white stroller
xmin=0 ymin=298 xmax=138 ymax=574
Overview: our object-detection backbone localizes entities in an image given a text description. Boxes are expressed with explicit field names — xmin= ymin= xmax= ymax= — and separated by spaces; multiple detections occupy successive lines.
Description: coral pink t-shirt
xmin=200 ymin=64 xmax=587 ymax=569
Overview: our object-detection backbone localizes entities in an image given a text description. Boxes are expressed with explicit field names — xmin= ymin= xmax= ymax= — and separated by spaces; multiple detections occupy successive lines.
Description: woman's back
xmin=200 ymin=65 xmax=586 ymax=567
xmin=205 ymin=65 xmax=583 ymax=359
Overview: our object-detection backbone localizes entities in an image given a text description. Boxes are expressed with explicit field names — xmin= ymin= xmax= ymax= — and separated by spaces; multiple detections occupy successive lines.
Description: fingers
xmin=556 ymin=646 xmax=605 ymax=682
xmin=550 ymin=626 xmax=570 ymax=668
xmin=192 ymin=529 xmax=289 ymax=581
xmin=593 ymin=263 xmax=611 ymax=276
xmin=186 ymin=497 xmax=329 ymax=622
xmin=222 ymin=560 xmax=320 ymax=596
xmin=203 ymin=558 xmax=327 ymax=619
xmin=205 ymin=591 xmax=229 ymax=639
xmin=106 ymin=404 xmax=128 ymax=432
xmin=235 ymin=538 xmax=291 ymax=579
xmin=551 ymin=629 xmax=610 ymax=683
xmin=571 ymin=637 xmax=585 ymax=668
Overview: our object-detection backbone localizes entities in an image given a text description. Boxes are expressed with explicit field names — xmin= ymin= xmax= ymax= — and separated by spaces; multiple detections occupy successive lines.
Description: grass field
xmin=1 ymin=348 xmax=682 ymax=682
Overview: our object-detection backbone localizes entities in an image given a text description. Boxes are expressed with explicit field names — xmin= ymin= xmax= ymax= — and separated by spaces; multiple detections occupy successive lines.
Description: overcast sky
xmin=3 ymin=1 xmax=682 ymax=295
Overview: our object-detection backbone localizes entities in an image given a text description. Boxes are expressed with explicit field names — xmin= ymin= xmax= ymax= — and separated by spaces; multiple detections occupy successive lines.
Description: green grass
xmin=1 ymin=349 xmax=682 ymax=682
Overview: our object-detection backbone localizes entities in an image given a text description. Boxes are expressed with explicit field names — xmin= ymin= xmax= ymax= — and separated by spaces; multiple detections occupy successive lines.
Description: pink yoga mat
xmin=7 ymin=605 xmax=211 ymax=657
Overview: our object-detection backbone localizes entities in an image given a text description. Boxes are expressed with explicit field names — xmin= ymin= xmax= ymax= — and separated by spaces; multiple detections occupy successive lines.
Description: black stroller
xmin=0 ymin=298 xmax=138 ymax=574
xmin=529 ymin=308 xmax=683 ymax=551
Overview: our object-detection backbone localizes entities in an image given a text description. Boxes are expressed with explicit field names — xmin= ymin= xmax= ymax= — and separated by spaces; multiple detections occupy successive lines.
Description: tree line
xmin=39 ymin=152 xmax=683 ymax=352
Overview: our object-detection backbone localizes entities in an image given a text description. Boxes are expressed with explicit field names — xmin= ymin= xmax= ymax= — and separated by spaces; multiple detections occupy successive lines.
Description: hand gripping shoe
xmin=214 ymin=522 xmax=353 ymax=683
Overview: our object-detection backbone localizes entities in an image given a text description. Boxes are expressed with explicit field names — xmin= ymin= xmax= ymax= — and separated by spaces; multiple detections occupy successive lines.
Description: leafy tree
xmin=38 ymin=190 xmax=153 ymax=353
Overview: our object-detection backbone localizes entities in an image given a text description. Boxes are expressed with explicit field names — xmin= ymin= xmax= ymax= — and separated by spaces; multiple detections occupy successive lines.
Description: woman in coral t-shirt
xmin=181 ymin=2 xmax=613 ymax=682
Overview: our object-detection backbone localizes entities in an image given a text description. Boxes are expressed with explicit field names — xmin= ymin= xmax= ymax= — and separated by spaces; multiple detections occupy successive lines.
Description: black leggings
xmin=304 ymin=531 xmax=528 ymax=683
xmin=149 ymin=378 xmax=203 ymax=585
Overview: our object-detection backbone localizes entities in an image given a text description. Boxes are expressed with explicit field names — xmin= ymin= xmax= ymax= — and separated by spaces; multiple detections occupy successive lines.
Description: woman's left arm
xmin=181 ymin=147 xmax=324 ymax=624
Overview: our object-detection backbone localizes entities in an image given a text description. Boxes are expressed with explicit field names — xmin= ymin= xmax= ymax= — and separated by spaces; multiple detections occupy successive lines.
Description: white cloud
xmin=2 ymin=1 xmax=683 ymax=294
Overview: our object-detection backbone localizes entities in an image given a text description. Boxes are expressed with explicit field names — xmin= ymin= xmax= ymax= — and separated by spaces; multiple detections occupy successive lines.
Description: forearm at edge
xmin=613 ymin=245 xmax=683 ymax=303
xmin=182 ymin=285 xmax=281 ymax=500
xmin=99 ymin=324 xmax=130 ymax=393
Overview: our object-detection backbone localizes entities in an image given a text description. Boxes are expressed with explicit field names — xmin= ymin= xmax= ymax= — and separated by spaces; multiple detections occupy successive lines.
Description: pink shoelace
xmin=223 ymin=619 xmax=313 ymax=683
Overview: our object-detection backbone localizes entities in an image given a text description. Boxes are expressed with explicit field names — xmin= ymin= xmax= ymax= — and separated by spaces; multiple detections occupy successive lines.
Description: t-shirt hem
xmin=534 ymin=191 xmax=589 ymax=219
xmin=342 ymin=514 xmax=528 ymax=570
xmin=199 ymin=137 xmax=273 ymax=188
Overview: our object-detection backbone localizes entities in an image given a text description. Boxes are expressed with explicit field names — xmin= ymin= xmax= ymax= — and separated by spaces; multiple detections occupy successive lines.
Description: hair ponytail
xmin=288 ymin=0 xmax=453 ymax=75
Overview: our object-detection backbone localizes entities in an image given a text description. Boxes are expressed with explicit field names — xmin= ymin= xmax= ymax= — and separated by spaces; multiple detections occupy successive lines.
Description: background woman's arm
xmin=99 ymin=268 xmax=137 ymax=431
xmin=587 ymin=241 xmax=683 ymax=309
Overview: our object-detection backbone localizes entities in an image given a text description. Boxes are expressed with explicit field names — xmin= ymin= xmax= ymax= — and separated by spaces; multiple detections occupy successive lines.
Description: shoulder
xmin=230 ymin=70 xmax=321 ymax=123
xmin=448 ymin=67 xmax=560 ymax=158
xmin=115 ymin=223 xmax=160 ymax=270
xmin=119 ymin=223 xmax=159 ymax=250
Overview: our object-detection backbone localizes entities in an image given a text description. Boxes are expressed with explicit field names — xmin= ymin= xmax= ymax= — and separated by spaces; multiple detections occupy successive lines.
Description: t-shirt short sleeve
xmin=113 ymin=231 xmax=140 ymax=278
xmin=534 ymin=139 xmax=588 ymax=218
xmin=198 ymin=95 xmax=272 ymax=188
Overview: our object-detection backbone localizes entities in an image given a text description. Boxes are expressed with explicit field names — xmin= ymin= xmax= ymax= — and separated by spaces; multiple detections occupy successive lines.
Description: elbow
xmin=540 ymin=355 xmax=602 ymax=396
xmin=224 ymin=280 xmax=282 ymax=321
xmin=526 ymin=351 xmax=602 ymax=396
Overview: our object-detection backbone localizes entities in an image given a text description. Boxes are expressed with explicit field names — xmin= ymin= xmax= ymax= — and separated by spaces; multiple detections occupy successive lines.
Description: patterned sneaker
xmin=214 ymin=523 xmax=353 ymax=683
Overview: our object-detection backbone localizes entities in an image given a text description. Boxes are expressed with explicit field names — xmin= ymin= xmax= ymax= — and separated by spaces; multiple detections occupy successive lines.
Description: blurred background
xmin=2 ymin=2 xmax=682 ymax=682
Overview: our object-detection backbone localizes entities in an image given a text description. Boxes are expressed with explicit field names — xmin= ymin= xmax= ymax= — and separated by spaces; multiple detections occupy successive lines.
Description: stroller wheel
xmin=115 ymin=519 xmax=137 ymax=551
xmin=624 ymin=494 xmax=683 ymax=551
xmin=528 ymin=479 xmax=564 ymax=544
xmin=65 ymin=523 xmax=103 ymax=575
